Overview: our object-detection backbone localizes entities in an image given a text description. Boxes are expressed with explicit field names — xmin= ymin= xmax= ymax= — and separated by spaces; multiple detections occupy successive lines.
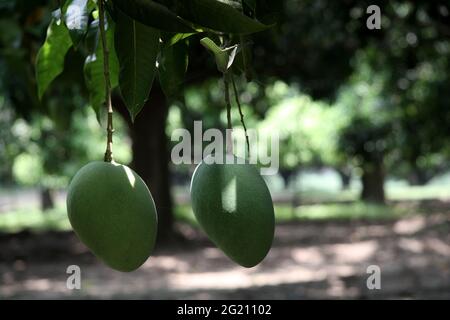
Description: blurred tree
xmin=2 ymin=0 xmax=450 ymax=224
xmin=258 ymin=82 xmax=341 ymax=187
xmin=0 ymin=95 xmax=23 ymax=185
xmin=0 ymin=0 xmax=280 ymax=242
xmin=250 ymin=0 xmax=450 ymax=203
xmin=0 ymin=0 xmax=131 ymax=210
xmin=350 ymin=2 xmax=450 ymax=200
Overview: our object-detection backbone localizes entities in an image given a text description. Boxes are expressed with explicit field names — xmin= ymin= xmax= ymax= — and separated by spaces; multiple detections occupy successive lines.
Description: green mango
xmin=190 ymin=155 xmax=275 ymax=267
xmin=67 ymin=161 xmax=157 ymax=272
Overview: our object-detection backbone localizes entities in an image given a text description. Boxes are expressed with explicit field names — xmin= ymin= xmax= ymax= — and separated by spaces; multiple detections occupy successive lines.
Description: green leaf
xmin=84 ymin=19 xmax=119 ymax=118
xmin=175 ymin=0 xmax=271 ymax=34
xmin=112 ymin=0 xmax=194 ymax=33
xmin=233 ymin=37 xmax=253 ymax=80
xmin=242 ymin=0 xmax=256 ymax=12
xmin=159 ymin=40 xmax=188 ymax=98
xmin=161 ymin=32 xmax=196 ymax=48
xmin=36 ymin=19 xmax=73 ymax=99
xmin=84 ymin=19 xmax=99 ymax=55
xmin=115 ymin=10 xmax=160 ymax=120
xmin=63 ymin=0 xmax=92 ymax=46
xmin=58 ymin=0 xmax=68 ymax=11
xmin=218 ymin=0 xmax=242 ymax=11
xmin=200 ymin=37 xmax=237 ymax=73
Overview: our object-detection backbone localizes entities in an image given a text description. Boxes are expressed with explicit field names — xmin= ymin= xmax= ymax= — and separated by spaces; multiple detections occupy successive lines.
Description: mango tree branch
xmin=224 ymin=73 xmax=233 ymax=155
xmin=99 ymin=0 xmax=114 ymax=162
xmin=231 ymin=74 xmax=250 ymax=156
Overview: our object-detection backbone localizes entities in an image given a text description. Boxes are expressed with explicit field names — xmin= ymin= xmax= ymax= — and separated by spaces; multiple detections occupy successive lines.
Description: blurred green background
xmin=0 ymin=0 xmax=449 ymax=299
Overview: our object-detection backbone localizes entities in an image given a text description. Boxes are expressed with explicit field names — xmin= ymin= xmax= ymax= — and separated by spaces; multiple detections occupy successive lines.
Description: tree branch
xmin=99 ymin=0 xmax=114 ymax=162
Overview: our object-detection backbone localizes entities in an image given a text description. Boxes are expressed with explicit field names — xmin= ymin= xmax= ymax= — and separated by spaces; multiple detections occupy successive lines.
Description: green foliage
xmin=162 ymin=32 xmax=195 ymax=47
xmin=84 ymin=17 xmax=119 ymax=118
xmin=0 ymin=201 xmax=408 ymax=235
xmin=259 ymin=82 xmax=342 ymax=169
xmin=115 ymin=11 xmax=160 ymax=120
xmin=34 ymin=0 xmax=272 ymax=119
xmin=335 ymin=52 xmax=393 ymax=166
xmin=112 ymin=0 xmax=194 ymax=33
xmin=63 ymin=0 xmax=93 ymax=46
xmin=200 ymin=37 xmax=237 ymax=73
xmin=10 ymin=115 xmax=75 ymax=189
xmin=178 ymin=78 xmax=343 ymax=172
xmin=9 ymin=107 xmax=132 ymax=189
xmin=159 ymin=40 xmax=189 ymax=98
xmin=13 ymin=0 xmax=450 ymax=208
xmin=283 ymin=202 xmax=407 ymax=221
xmin=174 ymin=0 xmax=271 ymax=34
xmin=36 ymin=18 xmax=73 ymax=99
xmin=177 ymin=201 xmax=409 ymax=226
xmin=12 ymin=153 xmax=44 ymax=186
xmin=0 ymin=207 xmax=71 ymax=233
xmin=0 ymin=96 xmax=23 ymax=183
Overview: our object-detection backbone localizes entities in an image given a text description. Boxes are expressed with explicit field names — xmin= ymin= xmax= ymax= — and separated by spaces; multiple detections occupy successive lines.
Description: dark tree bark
xmin=408 ymin=169 xmax=430 ymax=186
xmin=279 ymin=168 xmax=294 ymax=189
xmin=406 ymin=158 xmax=444 ymax=186
xmin=337 ymin=167 xmax=352 ymax=190
xmin=114 ymin=87 xmax=174 ymax=243
xmin=40 ymin=187 xmax=54 ymax=211
xmin=361 ymin=159 xmax=385 ymax=204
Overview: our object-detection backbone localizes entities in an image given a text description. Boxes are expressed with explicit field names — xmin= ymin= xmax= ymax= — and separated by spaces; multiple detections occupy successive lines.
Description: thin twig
xmin=99 ymin=0 xmax=114 ymax=162
xmin=237 ymin=0 xmax=252 ymax=81
xmin=231 ymin=74 xmax=250 ymax=156
xmin=224 ymin=73 xmax=233 ymax=155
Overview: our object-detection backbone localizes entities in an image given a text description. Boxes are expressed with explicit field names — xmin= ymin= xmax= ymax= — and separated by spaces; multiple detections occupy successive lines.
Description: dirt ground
xmin=0 ymin=202 xmax=449 ymax=299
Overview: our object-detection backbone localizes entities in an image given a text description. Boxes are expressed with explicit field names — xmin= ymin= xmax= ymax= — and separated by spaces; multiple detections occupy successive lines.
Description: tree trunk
xmin=408 ymin=171 xmax=427 ymax=186
xmin=116 ymin=87 xmax=174 ymax=243
xmin=40 ymin=187 xmax=54 ymax=211
xmin=408 ymin=165 xmax=431 ymax=186
xmin=279 ymin=168 xmax=293 ymax=189
xmin=361 ymin=159 xmax=385 ymax=204
xmin=337 ymin=168 xmax=352 ymax=190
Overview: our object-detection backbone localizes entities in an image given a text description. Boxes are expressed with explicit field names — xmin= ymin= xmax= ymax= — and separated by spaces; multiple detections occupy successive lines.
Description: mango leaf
xmin=218 ymin=0 xmax=242 ymax=10
xmin=115 ymin=10 xmax=160 ymax=120
xmin=161 ymin=32 xmax=196 ymax=48
xmin=174 ymin=0 xmax=271 ymax=34
xmin=58 ymin=0 xmax=68 ymax=10
xmin=200 ymin=37 xmax=237 ymax=73
xmin=84 ymin=19 xmax=99 ymax=55
xmin=112 ymin=0 xmax=194 ymax=33
xmin=84 ymin=19 xmax=119 ymax=118
xmin=36 ymin=18 xmax=73 ymax=99
xmin=242 ymin=0 xmax=256 ymax=12
xmin=233 ymin=37 xmax=253 ymax=80
xmin=159 ymin=40 xmax=188 ymax=98
xmin=63 ymin=0 xmax=92 ymax=46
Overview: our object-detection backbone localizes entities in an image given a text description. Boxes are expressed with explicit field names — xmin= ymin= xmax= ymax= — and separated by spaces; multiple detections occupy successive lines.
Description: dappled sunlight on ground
xmin=394 ymin=216 xmax=426 ymax=235
xmin=0 ymin=206 xmax=449 ymax=299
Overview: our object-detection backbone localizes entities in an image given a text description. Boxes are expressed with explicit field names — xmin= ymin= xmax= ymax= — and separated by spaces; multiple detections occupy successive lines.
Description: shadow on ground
xmin=0 ymin=202 xmax=449 ymax=299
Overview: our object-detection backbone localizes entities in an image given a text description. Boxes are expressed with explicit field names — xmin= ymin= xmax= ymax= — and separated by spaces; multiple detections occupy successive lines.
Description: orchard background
xmin=0 ymin=0 xmax=449 ymax=299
